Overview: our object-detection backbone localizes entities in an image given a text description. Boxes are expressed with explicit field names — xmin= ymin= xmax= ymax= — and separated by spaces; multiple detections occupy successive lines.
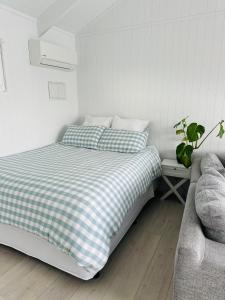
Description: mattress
xmin=0 ymin=144 xmax=161 ymax=275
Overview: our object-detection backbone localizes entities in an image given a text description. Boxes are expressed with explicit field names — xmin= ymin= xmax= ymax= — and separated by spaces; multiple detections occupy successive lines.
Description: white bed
xmin=0 ymin=184 xmax=155 ymax=280
xmin=0 ymin=143 xmax=161 ymax=279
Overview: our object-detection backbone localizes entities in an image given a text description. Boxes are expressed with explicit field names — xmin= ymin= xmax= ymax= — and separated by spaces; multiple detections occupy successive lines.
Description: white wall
xmin=77 ymin=0 xmax=225 ymax=158
xmin=0 ymin=5 xmax=78 ymax=157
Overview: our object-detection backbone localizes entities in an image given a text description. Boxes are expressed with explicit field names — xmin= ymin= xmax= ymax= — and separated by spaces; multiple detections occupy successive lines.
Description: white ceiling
xmin=0 ymin=0 xmax=56 ymax=17
xmin=0 ymin=0 xmax=118 ymax=34
xmin=57 ymin=0 xmax=117 ymax=34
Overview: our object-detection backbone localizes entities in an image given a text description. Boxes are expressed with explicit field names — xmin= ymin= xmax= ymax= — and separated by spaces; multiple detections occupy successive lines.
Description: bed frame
xmin=0 ymin=183 xmax=156 ymax=280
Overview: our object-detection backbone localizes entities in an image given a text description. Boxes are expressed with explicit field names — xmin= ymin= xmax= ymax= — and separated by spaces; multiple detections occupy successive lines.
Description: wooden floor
xmin=0 ymin=197 xmax=184 ymax=300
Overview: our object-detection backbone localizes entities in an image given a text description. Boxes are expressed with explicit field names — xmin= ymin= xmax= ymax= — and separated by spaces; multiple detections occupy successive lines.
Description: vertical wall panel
xmin=77 ymin=0 xmax=225 ymax=157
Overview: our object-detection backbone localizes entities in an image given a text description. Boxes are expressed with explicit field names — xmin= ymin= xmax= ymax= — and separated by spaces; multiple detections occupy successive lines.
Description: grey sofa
xmin=174 ymin=157 xmax=225 ymax=300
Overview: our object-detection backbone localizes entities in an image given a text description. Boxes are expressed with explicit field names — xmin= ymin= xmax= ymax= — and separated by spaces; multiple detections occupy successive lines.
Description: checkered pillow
xmin=61 ymin=125 xmax=105 ymax=149
xmin=98 ymin=128 xmax=148 ymax=153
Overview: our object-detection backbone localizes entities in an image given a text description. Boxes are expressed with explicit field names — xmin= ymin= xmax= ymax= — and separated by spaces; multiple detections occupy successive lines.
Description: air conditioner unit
xmin=28 ymin=39 xmax=77 ymax=71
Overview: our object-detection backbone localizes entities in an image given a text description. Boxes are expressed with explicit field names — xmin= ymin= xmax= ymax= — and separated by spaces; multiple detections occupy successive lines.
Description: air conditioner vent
xmin=28 ymin=39 xmax=77 ymax=71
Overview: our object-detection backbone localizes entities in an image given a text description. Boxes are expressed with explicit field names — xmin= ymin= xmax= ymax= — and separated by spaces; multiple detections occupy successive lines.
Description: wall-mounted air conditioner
xmin=28 ymin=39 xmax=77 ymax=71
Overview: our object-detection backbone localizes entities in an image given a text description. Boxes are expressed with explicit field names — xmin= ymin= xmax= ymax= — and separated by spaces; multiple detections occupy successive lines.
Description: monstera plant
xmin=174 ymin=117 xmax=225 ymax=168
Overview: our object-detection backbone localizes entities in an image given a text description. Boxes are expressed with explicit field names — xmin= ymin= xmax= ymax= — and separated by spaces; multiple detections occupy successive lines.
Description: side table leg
xmin=161 ymin=176 xmax=187 ymax=205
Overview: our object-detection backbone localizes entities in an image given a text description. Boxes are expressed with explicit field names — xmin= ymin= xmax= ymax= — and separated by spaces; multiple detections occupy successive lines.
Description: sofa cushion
xmin=195 ymin=168 xmax=225 ymax=244
xmin=201 ymin=153 xmax=224 ymax=174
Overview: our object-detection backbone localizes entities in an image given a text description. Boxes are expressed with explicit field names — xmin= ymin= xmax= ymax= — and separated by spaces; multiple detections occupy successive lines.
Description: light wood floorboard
xmin=0 ymin=197 xmax=183 ymax=300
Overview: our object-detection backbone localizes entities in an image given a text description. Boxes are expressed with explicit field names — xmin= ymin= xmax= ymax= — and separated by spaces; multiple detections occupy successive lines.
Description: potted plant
xmin=174 ymin=117 xmax=225 ymax=168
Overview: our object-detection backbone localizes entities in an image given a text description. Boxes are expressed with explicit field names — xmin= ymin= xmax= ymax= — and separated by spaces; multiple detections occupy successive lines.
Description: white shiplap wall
xmin=77 ymin=0 xmax=225 ymax=158
xmin=0 ymin=6 xmax=78 ymax=157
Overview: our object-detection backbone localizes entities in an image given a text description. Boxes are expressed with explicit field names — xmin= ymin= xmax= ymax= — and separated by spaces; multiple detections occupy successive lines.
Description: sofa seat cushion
xmin=201 ymin=153 xmax=224 ymax=174
xmin=195 ymin=168 xmax=225 ymax=244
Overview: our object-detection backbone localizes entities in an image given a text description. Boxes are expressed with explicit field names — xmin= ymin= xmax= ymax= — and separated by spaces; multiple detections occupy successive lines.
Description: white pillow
xmin=111 ymin=116 xmax=149 ymax=132
xmin=83 ymin=115 xmax=112 ymax=128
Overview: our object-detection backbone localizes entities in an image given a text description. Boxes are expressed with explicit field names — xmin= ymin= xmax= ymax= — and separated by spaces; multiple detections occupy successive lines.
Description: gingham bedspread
xmin=0 ymin=144 xmax=161 ymax=273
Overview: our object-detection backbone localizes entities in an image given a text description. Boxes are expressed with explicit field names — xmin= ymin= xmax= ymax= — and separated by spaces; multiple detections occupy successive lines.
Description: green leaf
xmin=176 ymin=143 xmax=193 ymax=168
xmin=174 ymin=121 xmax=181 ymax=129
xmin=187 ymin=123 xmax=198 ymax=141
xmin=181 ymin=116 xmax=189 ymax=123
xmin=187 ymin=123 xmax=205 ymax=142
xmin=217 ymin=122 xmax=225 ymax=138
xmin=174 ymin=116 xmax=189 ymax=129
xmin=182 ymin=137 xmax=188 ymax=142
xmin=176 ymin=143 xmax=185 ymax=164
xmin=176 ymin=129 xmax=185 ymax=135
xmin=181 ymin=145 xmax=193 ymax=168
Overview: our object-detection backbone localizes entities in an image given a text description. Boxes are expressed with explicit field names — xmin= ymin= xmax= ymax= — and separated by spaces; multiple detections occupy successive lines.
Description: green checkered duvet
xmin=0 ymin=144 xmax=161 ymax=273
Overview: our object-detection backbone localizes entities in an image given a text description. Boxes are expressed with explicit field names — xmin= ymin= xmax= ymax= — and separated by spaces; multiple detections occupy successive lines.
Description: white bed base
xmin=0 ymin=184 xmax=156 ymax=280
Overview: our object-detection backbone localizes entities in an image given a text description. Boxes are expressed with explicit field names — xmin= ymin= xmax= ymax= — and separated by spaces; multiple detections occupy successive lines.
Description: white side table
xmin=160 ymin=159 xmax=191 ymax=205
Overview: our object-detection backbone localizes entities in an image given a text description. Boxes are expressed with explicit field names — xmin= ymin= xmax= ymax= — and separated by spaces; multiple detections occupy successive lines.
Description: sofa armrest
xmin=175 ymin=183 xmax=205 ymax=266
xmin=174 ymin=183 xmax=206 ymax=299
xmin=174 ymin=158 xmax=225 ymax=299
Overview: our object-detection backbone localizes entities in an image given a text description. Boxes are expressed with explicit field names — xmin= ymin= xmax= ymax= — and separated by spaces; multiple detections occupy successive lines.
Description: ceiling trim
xmin=37 ymin=0 xmax=79 ymax=37
xmin=0 ymin=3 xmax=75 ymax=39
xmin=51 ymin=26 xmax=75 ymax=38
xmin=76 ymin=0 xmax=119 ymax=35
xmin=0 ymin=3 xmax=36 ymax=22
